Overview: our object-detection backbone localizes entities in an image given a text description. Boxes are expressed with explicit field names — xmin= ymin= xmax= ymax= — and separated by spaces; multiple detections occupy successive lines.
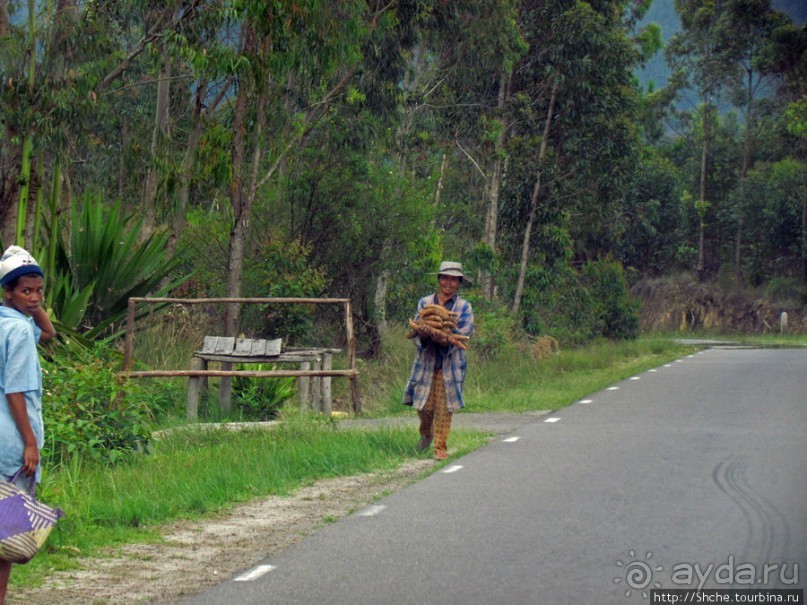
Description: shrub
xmin=231 ymin=364 xmax=297 ymax=421
xmin=519 ymin=259 xmax=639 ymax=344
xmin=469 ymin=301 xmax=520 ymax=360
xmin=582 ymin=259 xmax=641 ymax=340
xmin=42 ymin=345 xmax=158 ymax=467
xmin=249 ymin=238 xmax=329 ymax=343
xmin=766 ymin=276 xmax=802 ymax=304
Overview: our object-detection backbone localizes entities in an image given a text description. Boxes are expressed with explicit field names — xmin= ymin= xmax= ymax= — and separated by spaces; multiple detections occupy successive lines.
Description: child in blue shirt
xmin=0 ymin=246 xmax=56 ymax=603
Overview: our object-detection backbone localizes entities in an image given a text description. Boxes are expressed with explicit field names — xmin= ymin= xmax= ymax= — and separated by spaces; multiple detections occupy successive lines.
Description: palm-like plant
xmin=47 ymin=195 xmax=190 ymax=340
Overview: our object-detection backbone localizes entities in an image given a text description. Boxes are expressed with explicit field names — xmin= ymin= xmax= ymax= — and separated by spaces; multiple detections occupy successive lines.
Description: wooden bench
xmin=187 ymin=336 xmax=342 ymax=420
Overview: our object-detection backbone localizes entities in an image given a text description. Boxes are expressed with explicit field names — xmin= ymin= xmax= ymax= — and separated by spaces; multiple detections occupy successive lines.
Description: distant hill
xmin=635 ymin=0 xmax=806 ymax=94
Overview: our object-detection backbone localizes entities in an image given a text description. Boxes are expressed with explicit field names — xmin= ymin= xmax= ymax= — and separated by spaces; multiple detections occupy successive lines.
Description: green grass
xmin=14 ymin=331 xmax=772 ymax=587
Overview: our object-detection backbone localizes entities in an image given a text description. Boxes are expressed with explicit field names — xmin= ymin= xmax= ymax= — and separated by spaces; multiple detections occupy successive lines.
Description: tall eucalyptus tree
xmin=508 ymin=0 xmax=644 ymax=315
xmin=716 ymin=0 xmax=790 ymax=282
xmin=763 ymin=22 xmax=807 ymax=283
xmin=666 ymin=0 xmax=734 ymax=280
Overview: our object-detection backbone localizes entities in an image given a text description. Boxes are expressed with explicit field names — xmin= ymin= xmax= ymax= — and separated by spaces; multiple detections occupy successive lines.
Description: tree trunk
xmin=142 ymin=43 xmax=172 ymax=237
xmin=433 ymin=152 xmax=448 ymax=209
xmin=479 ymin=70 xmax=509 ymax=299
xmin=734 ymin=70 xmax=754 ymax=284
xmin=0 ymin=0 xmax=9 ymax=36
xmin=14 ymin=0 xmax=37 ymax=246
xmin=224 ymin=24 xmax=267 ymax=337
xmin=224 ymin=63 xmax=251 ymax=336
xmin=512 ymin=80 xmax=558 ymax=316
xmin=697 ymin=103 xmax=712 ymax=282
xmin=802 ymin=172 xmax=807 ymax=285
xmin=373 ymin=267 xmax=389 ymax=337
xmin=170 ymin=78 xmax=232 ymax=256
xmin=370 ymin=43 xmax=426 ymax=341
xmin=171 ymin=80 xmax=207 ymax=253
xmin=118 ymin=121 xmax=128 ymax=200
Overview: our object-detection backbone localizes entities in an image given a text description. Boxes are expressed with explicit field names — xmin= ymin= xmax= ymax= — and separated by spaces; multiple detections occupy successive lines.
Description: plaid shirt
xmin=402 ymin=293 xmax=474 ymax=412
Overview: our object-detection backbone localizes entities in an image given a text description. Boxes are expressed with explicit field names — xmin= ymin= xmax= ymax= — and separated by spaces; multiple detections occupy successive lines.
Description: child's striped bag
xmin=0 ymin=469 xmax=64 ymax=564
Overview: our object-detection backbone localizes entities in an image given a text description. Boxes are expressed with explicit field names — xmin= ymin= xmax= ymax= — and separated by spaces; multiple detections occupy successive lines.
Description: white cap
xmin=0 ymin=246 xmax=43 ymax=287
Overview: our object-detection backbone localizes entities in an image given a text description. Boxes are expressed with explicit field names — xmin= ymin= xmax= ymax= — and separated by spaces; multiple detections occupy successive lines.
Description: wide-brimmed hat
xmin=436 ymin=261 xmax=465 ymax=281
xmin=0 ymin=246 xmax=44 ymax=287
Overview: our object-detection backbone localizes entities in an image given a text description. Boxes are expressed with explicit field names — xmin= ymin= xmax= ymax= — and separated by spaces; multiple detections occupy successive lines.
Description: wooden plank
xmin=213 ymin=337 xmax=235 ymax=355
xmin=234 ymin=338 xmax=254 ymax=356
xmin=200 ymin=337 xmax=284 ymax=357
xmin=263 ymin=338 xmax=282 ymax=356
xmin=195 ymin=354 xmax=299 ymax=364
xmin=200 ymin=336 xmax=219 ymax=355
xmin=249 ymin=340 xmax=264 ymax=356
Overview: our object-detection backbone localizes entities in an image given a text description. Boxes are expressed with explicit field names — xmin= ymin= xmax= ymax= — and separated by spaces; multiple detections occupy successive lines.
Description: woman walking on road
xmin=403 ymin=261 xmax=473 ymax=460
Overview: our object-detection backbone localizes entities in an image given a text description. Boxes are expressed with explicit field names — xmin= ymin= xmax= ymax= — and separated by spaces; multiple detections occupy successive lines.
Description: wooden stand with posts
xmin=120 ymin=297 xmax=361 ymax=418
xmin=186 ymin=336 xmax=342 ymax=419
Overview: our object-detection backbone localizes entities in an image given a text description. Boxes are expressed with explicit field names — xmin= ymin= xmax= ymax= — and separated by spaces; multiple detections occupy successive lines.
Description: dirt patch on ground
xmin=11 ymin=459 xmax=435 ymax=605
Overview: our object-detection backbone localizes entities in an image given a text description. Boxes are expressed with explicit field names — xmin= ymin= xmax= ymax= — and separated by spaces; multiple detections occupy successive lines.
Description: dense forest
xmin=1 ymin=0 xmax=805 ymax=353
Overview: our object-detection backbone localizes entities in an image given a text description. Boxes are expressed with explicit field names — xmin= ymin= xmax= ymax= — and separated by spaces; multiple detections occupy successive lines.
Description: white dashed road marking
xmin=358 ymin=505 xmax=387 ymax=517
xmin=544 ymin=417 xmax=561 ymax=423
xmin=442 ymin=465 xmax=464 ymax=474
xmin=234 ymin=565 xmax=276 ymax=582
xmin=503 ymin=436 xmax=521 ymax=443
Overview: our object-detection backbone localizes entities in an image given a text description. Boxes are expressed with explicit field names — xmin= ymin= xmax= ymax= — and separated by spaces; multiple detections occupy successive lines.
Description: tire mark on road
xmin=712 ymin=457 xmax=790 ymax=576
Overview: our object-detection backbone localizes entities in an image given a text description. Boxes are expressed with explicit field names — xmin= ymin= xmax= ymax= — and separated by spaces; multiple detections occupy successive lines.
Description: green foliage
xmin=232 ymin=364 xmax=296 ymax=421
xmin=740 ymin=158 xmax=805 ymax=284
xmin=42 ymin=345 xmax=159 ymax=467
xmin=518 ymin=259 xmax=639 ymax=344
xmin=469 ymin=242 xmax=497 ymax=276
xmin=247 ymin=238 xmax=329 ymax=342
xmin=765 ymin=276 xmax=803 ymax=303
xmin=1 ymin=0 xmax=803 ymax=372
xmin=175 ymin=207 xmax=232 ymax=299
xmin=466 ymin=299 xmax=520 ymax=361
xmin=582 ymin=259 xmax=641 ymax=340
xmin=618 ymin=149 xmax=687 ymax=274
xmin=49 ymin=195 xmax=189 ymax=339
xmin=784 ymin=96 xmax=807 ymax=139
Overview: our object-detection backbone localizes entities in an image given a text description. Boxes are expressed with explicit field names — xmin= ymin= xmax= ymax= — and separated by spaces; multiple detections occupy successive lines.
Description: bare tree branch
xmin=98 ymin=0 xmax=204 ymax=91
xmin=455 ymin=139 xmax=486 ymax=178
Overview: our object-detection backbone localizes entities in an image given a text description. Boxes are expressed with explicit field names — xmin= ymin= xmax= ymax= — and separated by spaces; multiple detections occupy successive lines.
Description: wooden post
xmin=312 ymin=356 xmax=322 ymax=413
xmin=322 ymin=353 xmax=332 ymax=416
xmin=123 ymin=299 xmax=136 ymax=370
xmin=186 ymin=357 xmax=206 ymax=420
xmin=219 ymin=363 xmax=233 ymax=413
xmin=299 ymin=361 xmax=311 ymax=411
xmin=344 ymin=300 xmax=361 ymax=414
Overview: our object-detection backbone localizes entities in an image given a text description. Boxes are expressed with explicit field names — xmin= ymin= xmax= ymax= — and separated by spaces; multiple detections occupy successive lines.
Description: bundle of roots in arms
xmin=406 ymin=304 xmax=470 ymax=350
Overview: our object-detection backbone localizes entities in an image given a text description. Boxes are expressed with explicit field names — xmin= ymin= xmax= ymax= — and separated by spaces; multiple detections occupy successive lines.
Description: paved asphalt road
xmin=179 ymin=347 xmax=806 ymax=605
